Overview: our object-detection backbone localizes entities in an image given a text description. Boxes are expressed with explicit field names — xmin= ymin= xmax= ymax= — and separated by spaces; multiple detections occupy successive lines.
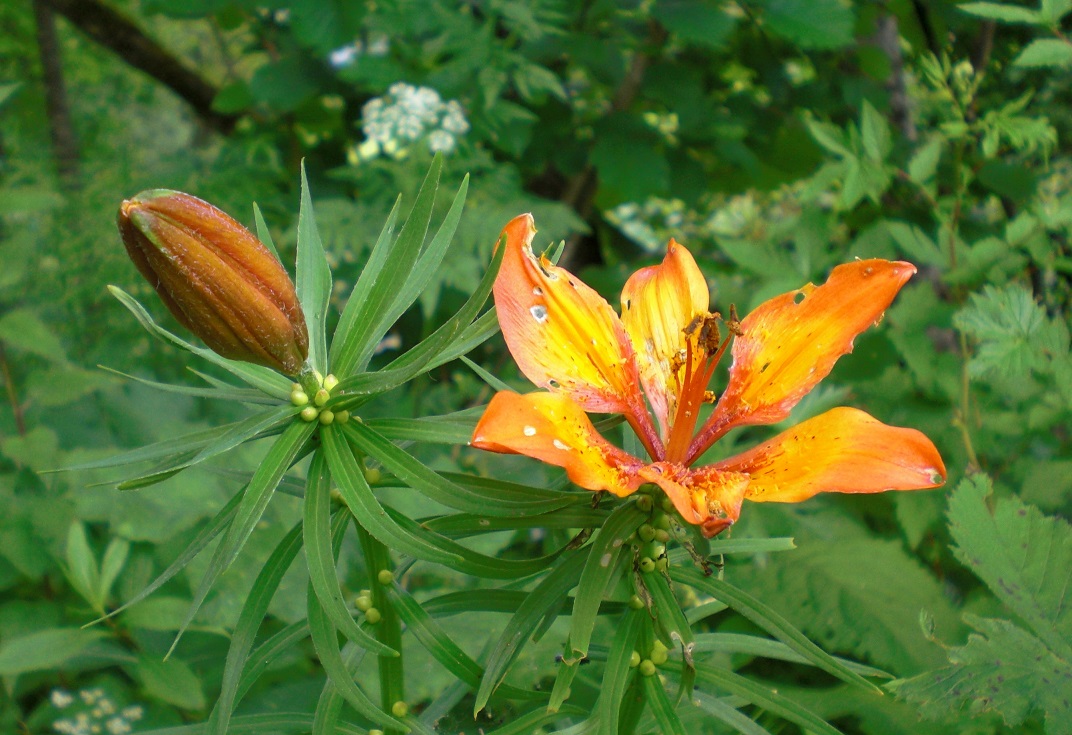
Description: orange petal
xmin=494 ymin=215 xmax=645 ymax=416
xmin=690 ymin=259 xmax=915 ymax=461
xmin=620 ymin=240 xmax=710 ymax=439
xmin=471 ymin=391 xmax=647 ymax=497
xmin=713 ymin=407 xmax=946 ymax=504
xmin=639 ymin=463 xmax=750 ymax=538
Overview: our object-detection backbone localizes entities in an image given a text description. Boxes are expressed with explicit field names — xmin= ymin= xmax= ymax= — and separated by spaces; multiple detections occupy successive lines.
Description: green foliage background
xmin=1 ymin=0 xmax=1071 ymax=733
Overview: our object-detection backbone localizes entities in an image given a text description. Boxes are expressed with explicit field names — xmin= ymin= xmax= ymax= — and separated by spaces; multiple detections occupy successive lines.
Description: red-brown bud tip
xmin=117 ymin=190 xmax=309 ymax=375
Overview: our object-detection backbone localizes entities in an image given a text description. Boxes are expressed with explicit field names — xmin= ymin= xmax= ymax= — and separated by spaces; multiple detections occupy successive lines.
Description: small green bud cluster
xmin=631 ymin=487 xmax=677 ymax=576
xmin=295 ymin=371 xmax=350 ymax=425
xmin=355 ymin=590 xmax=381 ymax=624
xmin=629 ymin=640 xmax=670 ymax=676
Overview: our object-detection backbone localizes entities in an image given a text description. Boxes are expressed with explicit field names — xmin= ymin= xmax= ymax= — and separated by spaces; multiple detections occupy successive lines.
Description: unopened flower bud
xmin=117 ymin=190 xmax=309 ymax=375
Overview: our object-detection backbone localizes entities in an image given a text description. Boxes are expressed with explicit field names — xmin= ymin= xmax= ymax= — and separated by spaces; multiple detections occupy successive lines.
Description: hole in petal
xmin=553 ymin=439 xmax=570 ymax=451
xmin=530 ymin=305 xmax=549 ymax=323
xmin=523 ymin=426 xmax=537 ymax=436
xmin=794 ymin=292 xmax=806 ymax=304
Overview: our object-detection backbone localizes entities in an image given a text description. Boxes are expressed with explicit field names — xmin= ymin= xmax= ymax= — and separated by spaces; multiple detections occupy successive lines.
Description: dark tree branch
xmin=32 ymin=0 xmax=81 ymax=189
xmin=876 ymin=14 xmax=917 ymax=141
xmin=41 ymin=0 xmax=236 ymax=133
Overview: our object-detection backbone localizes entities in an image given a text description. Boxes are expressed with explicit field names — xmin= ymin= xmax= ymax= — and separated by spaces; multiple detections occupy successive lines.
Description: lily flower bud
xmin=117 ymin=190 xmax=309 ymax=375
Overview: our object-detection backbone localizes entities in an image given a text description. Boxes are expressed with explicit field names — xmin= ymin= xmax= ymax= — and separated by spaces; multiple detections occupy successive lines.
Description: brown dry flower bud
xmin=118 ymin=190 xmax=309 ymax=375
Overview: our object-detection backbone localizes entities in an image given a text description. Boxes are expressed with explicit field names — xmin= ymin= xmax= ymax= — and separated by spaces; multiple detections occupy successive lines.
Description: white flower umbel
xmin=355 ymin=83 xmax=470 ymax=161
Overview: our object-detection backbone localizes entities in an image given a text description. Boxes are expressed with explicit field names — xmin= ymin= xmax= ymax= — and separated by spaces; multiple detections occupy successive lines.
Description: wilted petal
xmin=494 ymin=215 xmax=650 ymax=428
xmin=690 ymin=259 xmax=915 ymax=461
xmin=713 ymin=407 xmax=946 ymax=504
xmin=620 ymin=240 xmax=710 ymax=439
xmin=471 ymin=391 xmax=647 ymax=497
xmin=639 ymin=462 xmax=750 ymax=538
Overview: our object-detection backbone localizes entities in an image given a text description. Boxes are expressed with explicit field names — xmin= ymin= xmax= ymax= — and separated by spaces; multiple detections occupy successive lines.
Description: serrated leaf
xmin=886 ymin=221 xmax=943 ymax=267
xmin=1015 ymin=38 xmax=1072 ymax=67
xmin=860 ymin=100 xmax=892 ymax=163
xmin=891 ymin=615 xmax=1072 ymax=734
xmin=132 ymin=654 xmax=206 ymax=710
xmin=947 ymin=475 xmax=1072 ymax=659
xmin=959 ymin=2 xmax=1042 ymax=23
xmin=764 ymin=0 xmax=854 ymax=49
xmin=954 ymin=284 xmax=1053 ymax=378
xmin=0 ymin=307 xmax=67 ymax=362
xmin=908 ymin=136 xmax=943 ymax=185
xmin=296 ymin=163 xmax=333 ymax=373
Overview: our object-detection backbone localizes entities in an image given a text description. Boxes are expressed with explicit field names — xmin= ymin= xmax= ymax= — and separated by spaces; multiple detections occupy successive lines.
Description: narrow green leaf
xmin=252 ymin=202 xmax=280 ymax=260
xmin=548 ymin=658 xmax=579 ymax=713
xmin=107 ymin=286 xmax=291 ymax=398
xmin=59 ymin=424 xmax=234 ymax=473
xmin=208 ymin=521 xmax=304 ymax=735
xmin=176 ymin=405 xmax=297 ymax=477
xmin=692 ymin=633 xmax=891 ymax=678
xmin=693 ymin=663 xmax=844 ymax=735
xmin=672 ymin=567 xmax=877 ymax=692
xmin=690 ymin=690 xmax=773 ymax=735
xmin=235 ymin=621 xmax=309 ymax=702
xmin=641 ymin=671 xmax=688 ymax=735
xmin=421 ymin=507 xmax=609 ymax=537
xmin=461 ymin=354 xmax=515 ymax=392
xmin=365 ymin=416 xmax=475 ymax=445
xmin=360 ymin=175 xmax=470 ymax=368
xmin=99 ymin=366 xmax=277 ymax=405
xmin=330 ymin=195 xmax=402 ymax=374
xmin=332 ymin=155 xmax=443 ymax=377
xmin=307 ymin=587 xmax=402 ymax=728
xmin=385 ymin=506 xmax=566 ymax=579
xmin=387 ymin=584 xmax=541 ymax=700
xmin=296 ymin=162 xmax=333 ymax=372
xmin=321 ymin=428 xmax=463 ymax=566
xmin=331 ymin=240 xmax=504 ymax=406
xmin=485 ymin=705 xmax=588 ymax=735
xmin=137 ymin=712 xmax=359 ymax=735
xmin=645 ymin=571 xmax=694 ymax=649
xmin=425 ymin=308 xmax=501 ymax=371
xmin=87 ymin=490 xmax=242 ymax=625
xmin=305 ymin=452 xmax=396 ymax=654
xmin=1014 ymin=38 xmax=1072 ymax=67
xmin=569 ymin=503 xmax=647 ymax=659
xmin=597 ymin=610 xmax=642 ymax=735
xmin=704 ymin=537 xmax=797 ymax=555
xmin=312 ymin=643 xmax=364 ymax=735
xmin=475 ymin=550 xmax=590 ymax=713
xmin=169 ymin=419 xmax=316 ymax=656
xmin=342 ymin=421 xmax=569 ymax=515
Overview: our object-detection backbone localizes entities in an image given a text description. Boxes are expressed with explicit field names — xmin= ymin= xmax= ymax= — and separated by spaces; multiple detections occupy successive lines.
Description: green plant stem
xmin=0 ymin=342 xmax=25 ymax=436
xmin=955 ymin=331 xmax=981 ymax=471
xmin=353 ymin=491 xmax=405 ymax=734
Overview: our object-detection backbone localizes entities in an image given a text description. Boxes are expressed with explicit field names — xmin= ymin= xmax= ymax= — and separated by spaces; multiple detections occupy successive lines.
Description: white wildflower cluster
xmin=51 ymin=688 xmax=144 ymax=735
xmin=329 ymin=34 xmax=390 ymax=68
xmin=607 ymin=187 xmax=805 ymax=252
xmin=351 ymin=83 xmax=470 ymax=162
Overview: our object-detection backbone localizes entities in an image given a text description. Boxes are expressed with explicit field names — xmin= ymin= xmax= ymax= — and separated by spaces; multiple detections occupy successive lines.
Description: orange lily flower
xmin=471 ymin=215 xmax=946 ymax=537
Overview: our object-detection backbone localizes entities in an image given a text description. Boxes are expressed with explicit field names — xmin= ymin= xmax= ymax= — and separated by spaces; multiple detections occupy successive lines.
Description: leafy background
xmin=1 ymin=0 xmax=1071 ymax=733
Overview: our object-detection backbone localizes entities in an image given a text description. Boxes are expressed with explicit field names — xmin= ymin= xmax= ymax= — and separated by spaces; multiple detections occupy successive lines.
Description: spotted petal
xmin=494 ymin=215 xmax=646 ymax=414
xmin=713 ymin=407 xmax=946 ymax=504
xmin=471 ymin=391 xmax=647 ymax=497
xmin=690 ymin=259 xmax=915 ymax=462
xmin=639 ymin=463 xmax=750 ymax=538
xmin=620 ymin=240 xmax=710 ymax=440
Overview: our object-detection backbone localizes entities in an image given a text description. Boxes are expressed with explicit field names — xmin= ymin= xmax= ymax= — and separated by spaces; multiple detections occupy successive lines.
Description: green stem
xmin=353 ymin=494 xmax=405 ymax=733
